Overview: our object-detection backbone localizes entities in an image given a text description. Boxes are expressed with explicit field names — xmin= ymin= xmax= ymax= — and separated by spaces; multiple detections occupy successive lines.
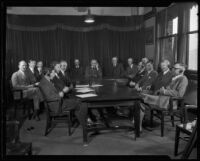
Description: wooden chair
xmin=149 ymin=96 xmax=185 ymax=137
xmin=181 ymin=122 xmax=197 ymax=159
xmin=6 ymin=120 xmax=32 ymax=155
xmin=44 ymin=99 xmax=75 ymax=136
xmin=9 ymin=81 xmax=34 ymax=119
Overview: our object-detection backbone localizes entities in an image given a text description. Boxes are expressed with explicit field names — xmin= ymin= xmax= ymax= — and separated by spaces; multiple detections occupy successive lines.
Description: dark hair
xmin=50 ymin=61 xmax=59 ymax=69
xmin=43 ymin=67 xmax=50 ymax=75
xmin=146 ymin=59 xmax=154 ymax=65
xmin=28 ymin=59 xmax=36 ymax=63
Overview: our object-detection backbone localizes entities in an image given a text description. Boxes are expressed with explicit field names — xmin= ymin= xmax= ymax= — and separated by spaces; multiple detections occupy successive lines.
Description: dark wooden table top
xmin=72 ymin=79 xmax=142 ymax=102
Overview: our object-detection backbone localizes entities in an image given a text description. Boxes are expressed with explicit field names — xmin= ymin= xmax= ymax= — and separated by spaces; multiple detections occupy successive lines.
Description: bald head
xmin=18 ymin=60 xmax=27 ymax=72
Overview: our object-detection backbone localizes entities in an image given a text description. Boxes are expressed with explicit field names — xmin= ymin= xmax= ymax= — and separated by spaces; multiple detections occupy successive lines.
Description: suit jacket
xmin=110 ymin=63 xmax=124 ymax=79
xmin=131 ymin=69 xmax=146 ymax=83
xmin=125 ymin=64 xmax=138 ymax=79
xmin=34 ymin=68 xmax=44 ymax=82
xmin=11 ymin=70 xmax=30 ymax=90
xmin=58 ymin=71 xmax=71 ymax=86
xmin=85 ymin=66 xmax=102 ymax=80
xmin=164 ymin=75 xmax=188 ymax=97
xmin=71 ymin=66 xmax=84 ymax=81
xmin=25 ymin=68 xmax=37 ymax=84
xmin=151 ymin=70 xmax=173 ymax=91
xmin=39 ymin=77 xmax=61 ymax=113
xmin=51 ymin=75 xmax=66 ymax=92
xmin=138 ymin=70 xmax=158 ymax=89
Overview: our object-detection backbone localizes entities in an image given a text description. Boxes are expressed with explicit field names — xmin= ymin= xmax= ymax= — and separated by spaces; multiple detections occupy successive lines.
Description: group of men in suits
xmin=11 ymin=57 xmax=188 ymax=132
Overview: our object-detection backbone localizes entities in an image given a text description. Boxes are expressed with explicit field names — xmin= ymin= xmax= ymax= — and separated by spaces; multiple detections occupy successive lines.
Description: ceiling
xmin=7 ymin=7 xmax=166 ymax=16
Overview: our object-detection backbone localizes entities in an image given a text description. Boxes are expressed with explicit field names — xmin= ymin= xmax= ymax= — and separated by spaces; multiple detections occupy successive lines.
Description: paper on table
xmin=76 ymin=93 xmax=97 ymax=98
xmin=91 ymin=84 xmax=103 ymax=87
xmin=76 ymin=88 xmax=95 ymax=93
xmin=76 ymin=84 xmax=89 ymax=88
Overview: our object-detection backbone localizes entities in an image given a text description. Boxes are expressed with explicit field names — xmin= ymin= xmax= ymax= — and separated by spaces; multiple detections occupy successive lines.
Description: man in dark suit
xmin=135 ymin=60 xmax=158 ymax=91
xmin=85 ymin=59 xmax=102 ymax=82
xmin=125 ymin=58 xmax=138 ymax=79
xmin=39 ymin=68 xmax=81 ymax=122
xmin=71 ymin=59 xmax=84 ymax=82
xmin=129 ymin=62 xmax=146 ymax=87
xmin=151 ymin=59 xmax=173 ymax=92
xmin=25 ymin=59 xmax=38 ymax=85
xmin=58 ymin=60 xmax=72 ymax=87
xmin=110 ymin=57 xmax=124 ymax=79
xmin=35 ymin=61 xmax=44 ymax=82
xmin=51 ymin=61 xmax=73 ymax=97
xmin=11 ymin=60 xmax=43 ymax=121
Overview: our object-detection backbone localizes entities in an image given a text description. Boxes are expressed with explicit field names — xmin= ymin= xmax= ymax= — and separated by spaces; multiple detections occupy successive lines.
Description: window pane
xmin=189 ymin=5 xmax=198 ymax=32
xmin=167 ymin=17 xmax=178 ymax=35
xmin=188 ymin=33 xmax=198 ymax=70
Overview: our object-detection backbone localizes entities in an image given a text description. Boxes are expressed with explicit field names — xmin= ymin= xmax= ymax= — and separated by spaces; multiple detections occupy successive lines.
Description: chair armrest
xmin=185 ymin=105 xmax=197 ymax=109
xmin=46 ymin=99 xmax=61 ymax=103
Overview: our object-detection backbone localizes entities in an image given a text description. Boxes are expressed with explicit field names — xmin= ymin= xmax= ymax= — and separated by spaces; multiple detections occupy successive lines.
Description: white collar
xmin=61 ymin=70 xmax=65 ymax=75
xmin=163 ymin=69 xmax=170 ymax=75
xmin=29 ymin=67 xmax=34 ymax=73
xmin=130 ymin=64 xmax=133 ymax=68
xmin=172 ymin=74 xmax=183 ymax=81
xmin=75 ymin=65 xmax=79 ymax=68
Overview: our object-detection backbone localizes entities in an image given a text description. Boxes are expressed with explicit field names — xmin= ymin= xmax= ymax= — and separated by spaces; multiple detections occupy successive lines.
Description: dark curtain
xmin=5 ymin=14 xmax=145 ymax=104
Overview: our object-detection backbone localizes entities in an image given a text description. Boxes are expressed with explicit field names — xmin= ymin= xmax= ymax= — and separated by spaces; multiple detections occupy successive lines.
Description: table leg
xmin=133 ymin=100 xmax=141 ymax=138
xmin=174 ymin=126 xmax=180 ymax=156
xmin=79 ymin=103 xmax=88 ymax=146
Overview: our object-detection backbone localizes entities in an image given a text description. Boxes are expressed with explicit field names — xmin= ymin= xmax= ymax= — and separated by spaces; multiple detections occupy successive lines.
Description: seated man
xmin=39 ymin=68 xmax=102 ymax=126
xmin=85 ymin=59 xmax=102 ymax=82
xmin=129 ymin=61 xmax=146 ymax=87
xmin=141 ymin=57 xmax=149 ymax=65
xmin=59 ymin=60 xmax=73 ymax=88
xmin=25 ymin=59 xmax=38 ymax=85
xmin=35 ymin=61 xmax=44 ymax=82
xmin=39 ymin=68 xmax=80 ymax=115
xmin=133 ymin=63 xmax=188 ymax=133
xmin=71 ymin=59 xmax=84 ymax=83
xmin=135 ymin=60 xmax=158 ymax=91
xmin=11 ymin=60 xmax=43 ymax=121
xmin=125 ymin=58 xmax=137 ymax=79
xmin=109 ymin=57 xmax=124 ymax=79
xmin=51 ymin=61 xmax=73 ymax=97
xmin=150 ymin=59 xmax=173 ymax=93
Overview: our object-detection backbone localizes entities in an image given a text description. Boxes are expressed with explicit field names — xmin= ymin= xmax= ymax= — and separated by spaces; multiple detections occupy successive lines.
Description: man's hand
xmin=146 ymin=85 xmax=151 ymax=90
xmin=159 ymin=87 xmax=165 ymax=95
xmin=129 ymin=81 xmax=135 ymax=87
xmin=135 ymin=83 xmax=139 ymax=90
xmin=34 ymin=82 xmax=40 ymax=86
xmin=63 ymin=87 xmax=69 ymax=93
xmin=59 ymin=91 xmax=64 ymax=97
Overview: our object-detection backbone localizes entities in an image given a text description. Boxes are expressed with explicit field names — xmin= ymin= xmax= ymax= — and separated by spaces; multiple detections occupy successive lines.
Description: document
xmin=91 ymin=84 xmax=103 ymax=87
xmin=76 ymin=88 xmax=95 ymax=93
xmin=76 ymin=93 xmax=98 ymax=98
xmin=76 ymin=84 xmax=89 ymax=88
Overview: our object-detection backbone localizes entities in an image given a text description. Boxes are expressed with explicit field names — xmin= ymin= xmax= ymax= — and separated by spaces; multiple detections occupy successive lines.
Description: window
xmin=188 ymin=5 xmax=198 ymax=70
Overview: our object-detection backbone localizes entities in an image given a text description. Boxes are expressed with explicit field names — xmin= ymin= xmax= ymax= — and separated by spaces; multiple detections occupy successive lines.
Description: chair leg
xmin=45 ymin=115 xmax=51 ymax=136
xmin=161 ymin=112 xmax=164 ymax=137
xmin=174 ymin=126 xmax=180 ymax=156
xmin=68 ymin=112 xmax=71 ymax=136
xmin=150 ymin=109 xmax=153 ymax=128
xmin=171 ymin=115 xmax=175 ymax=127
xmin=14 ymin=103 xmax=17 ymax=118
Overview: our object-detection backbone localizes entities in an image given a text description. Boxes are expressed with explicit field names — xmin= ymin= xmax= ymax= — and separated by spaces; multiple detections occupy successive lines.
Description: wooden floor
xmin=12 ymin=110 xmax=196 ymax=158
